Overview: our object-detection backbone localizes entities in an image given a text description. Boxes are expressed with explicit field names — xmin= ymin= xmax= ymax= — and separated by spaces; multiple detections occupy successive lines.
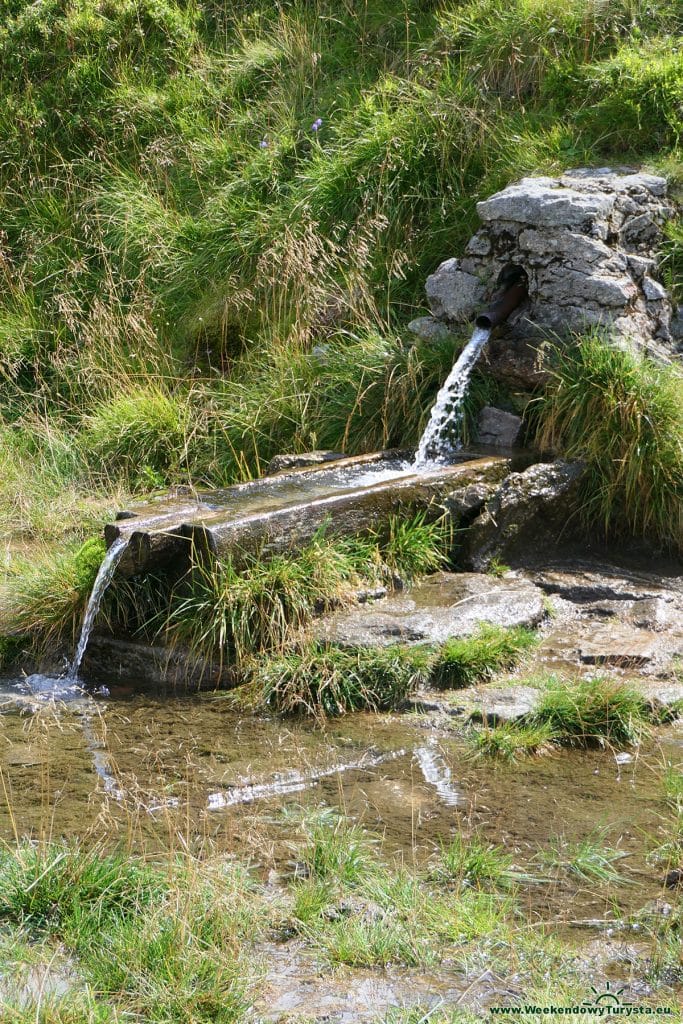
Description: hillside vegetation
xmin=0 ymin=0 xmax=681 ymax=546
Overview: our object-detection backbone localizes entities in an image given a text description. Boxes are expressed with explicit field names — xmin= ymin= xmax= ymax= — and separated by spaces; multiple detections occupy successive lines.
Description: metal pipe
xmin=475 ymin=281 xmax=527 ymax=330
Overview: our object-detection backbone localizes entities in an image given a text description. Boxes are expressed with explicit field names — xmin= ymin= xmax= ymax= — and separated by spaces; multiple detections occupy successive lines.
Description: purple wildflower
xmin=259 ymin=138 xmax=269 ymax=148
xmin=311 ymin=117 xmax=323 ymax=132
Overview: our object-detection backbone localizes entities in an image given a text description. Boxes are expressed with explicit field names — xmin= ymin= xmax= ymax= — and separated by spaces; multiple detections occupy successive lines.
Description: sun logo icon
xmin=583 ymin=981 xmax=632 ymax=1007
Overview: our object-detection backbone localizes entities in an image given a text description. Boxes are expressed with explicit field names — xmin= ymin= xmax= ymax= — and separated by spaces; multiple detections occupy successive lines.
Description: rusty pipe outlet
xmin=475 ymin=280 xmax=528 ymax=330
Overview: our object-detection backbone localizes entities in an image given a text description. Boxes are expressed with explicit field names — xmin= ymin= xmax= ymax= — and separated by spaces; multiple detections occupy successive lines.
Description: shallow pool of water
xmin=0 ymin=684 xmax=679 ymax=930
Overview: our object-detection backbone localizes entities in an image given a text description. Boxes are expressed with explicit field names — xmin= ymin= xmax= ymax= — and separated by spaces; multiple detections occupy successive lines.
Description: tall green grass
xmin=1 ymin=538 xmax=106 ymax=655
xmin=535 ymin=334 xmax=683 ymax=551
xmin=0 ymin=0 xmax=678 ymax=549
xmin=431 ymin=624 xmax=538 ymax=688
xmin=0 ymin=0 xmax=680 ymax=666
xmin=261 ymin=640 xmax=431 ymax=717
xmin=531 ymin=675 xmax=651 ymax=747
xmin=156 ymin=515 xmax=449 ymax=666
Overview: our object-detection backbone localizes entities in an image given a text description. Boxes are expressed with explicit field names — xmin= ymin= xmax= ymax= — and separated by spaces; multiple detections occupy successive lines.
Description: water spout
xmin=475 ymin=280 xmax=527 ymax=330
xmin=413 ymin=273 xmax=528 ymax=467
xmin=67 ymin=536 xmax=129 ymax=681
xmin=413 ymin=324 xmax=491 ymax=467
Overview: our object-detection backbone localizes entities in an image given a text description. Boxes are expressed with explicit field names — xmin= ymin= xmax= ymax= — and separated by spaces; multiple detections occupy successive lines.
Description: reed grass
xmin=535 ymin=334 xmax=683 ymax=551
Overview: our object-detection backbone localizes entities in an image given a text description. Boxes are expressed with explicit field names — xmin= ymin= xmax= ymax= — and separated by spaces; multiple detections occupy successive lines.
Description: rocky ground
xmin=314 ymin=554 xmax=683 ymax=726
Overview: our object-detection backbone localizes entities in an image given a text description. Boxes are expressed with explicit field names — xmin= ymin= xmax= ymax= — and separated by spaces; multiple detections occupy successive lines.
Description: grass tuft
xmin=468 ymin=720 xmax=557 ymax=761
xmin=1 ymin=538 xmax=106 ymax=654
xmin=535 ymin=334 xmax=683 ymax=551
xmin=261 ymin=640 xmax=431 ymax=717
xmin=537 ymin=830 xmax=629 ymax=884
xmin=437 ymin=833 xmax=514 ymax=888
xmin=431 ymin=625 xmax=538 ymax=688
xmin=0 ymin=842 xmax=164 ymax=930
xmin=531 ymin=675 xmax=651 ymax=748
xmin=663 ymin=762 xmax=683 ymax=812
xmin=157 ymin=515 xmax=448 ymax=666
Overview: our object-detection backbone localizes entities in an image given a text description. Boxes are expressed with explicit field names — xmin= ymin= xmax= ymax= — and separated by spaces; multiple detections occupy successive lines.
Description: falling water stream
xmin=8 ymin=536 xmax=133 ymax=799
xmin=67 ymin=535 xmax=129 ymax=682
xmin=413 ymin=325 xmax=491 ymax=467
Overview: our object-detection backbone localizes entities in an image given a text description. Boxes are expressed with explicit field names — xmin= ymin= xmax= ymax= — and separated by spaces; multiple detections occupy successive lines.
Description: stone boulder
xmin=425 ymin=258 xmax=485 ymax=322
xmin=424 ymin=170 xmax=677 ymax=387
xmin=464 ymin=460 xmax=585 ymax=571
xmin=406 ymin=316 xmax=458 ymax=343
xmin=315 ymin=572 xmax=546 ymax=648
xmin=476 ymin=405 xmax=523 ymax=447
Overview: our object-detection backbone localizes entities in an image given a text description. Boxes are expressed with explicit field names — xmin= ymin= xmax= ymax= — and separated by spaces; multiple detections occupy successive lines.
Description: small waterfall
xmin=67 ymin=536 xmax=129 ymax=681
xmin=413 ymin=325 xmax=491 ymax=468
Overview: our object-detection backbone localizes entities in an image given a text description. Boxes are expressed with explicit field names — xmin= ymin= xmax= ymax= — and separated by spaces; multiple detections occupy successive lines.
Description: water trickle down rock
xmin=419 ymin=169 xmax=678 ymax=388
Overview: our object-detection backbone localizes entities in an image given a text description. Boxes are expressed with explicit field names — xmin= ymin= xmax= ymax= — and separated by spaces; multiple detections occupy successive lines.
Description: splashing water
xmin=67 ymin=536 xmax=129 ymax=681
xmin=413 ymin=325 xmax=491 ymax=468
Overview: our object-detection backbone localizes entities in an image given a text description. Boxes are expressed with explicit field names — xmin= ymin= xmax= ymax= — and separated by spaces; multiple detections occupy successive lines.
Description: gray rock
xmin=425 ymin=258 xmax=485 ymax=323
xmin=476 ymin=178 xmax=615 ymax=227
xmin=421 ymin=170 xmax=676 ymax=387
xmin=316 ymin=572 xmax=546 ymax=648
xmin=476 ymin=405 xmax=523 ymax=447
xmin=465 ymin=461 xmax=585 ymax=571
xmin=639 ymin=682 xmax=683 ymax=718
xmin=642 ymin=276 xmax=669 ymax=302
xmin=577 ymin=624 xmax=659 ymax=668
xmin=670 ymin=307 xmax=683 ymax=343
xmin=267 ymin=450 xmax=346 ymax=474
xmin=628 ymin=597 xmax=676 ymax=631
xmin=407 ymin=316 xmax=456 ymax=342
xmin=465 ymin=233 xmax=492 ymax=257
xmin=467 ymin=685 xmax=542 ymax=725
xmin=443 ymin=481 xmax=500 ymax=521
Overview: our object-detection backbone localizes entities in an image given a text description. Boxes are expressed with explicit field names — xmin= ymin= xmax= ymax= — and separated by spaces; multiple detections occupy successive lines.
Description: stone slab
xmin=577 ymin=624 xmax=659 ymax=668
xmin=466 ymin=685 xmax=542 ymax=725
xmin=316 ymin=572 xmax=546 ymax=648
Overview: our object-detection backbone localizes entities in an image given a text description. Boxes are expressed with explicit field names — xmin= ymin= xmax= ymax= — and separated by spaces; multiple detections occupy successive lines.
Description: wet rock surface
xmin=465 ymin=685 xmax=542 ymax=724
xmin=464 ymin=460 xmax=585 ymax=571
xmin=253 ymin=942 xmax=516 ymax=1021
xmin=519 ymin=558 xmax=683 ymax=678
xmin=424 ymin=169 xmax=677 ymax=387
xmin=267 ymin=449 xmax=346 ymax=474
xmin=83 ymin=637 xmax=237 ymax=693
xmin=387 ymin=553 xmax=683 ymax=728
xmin=316 ymin=571 xmax=546 ymax=648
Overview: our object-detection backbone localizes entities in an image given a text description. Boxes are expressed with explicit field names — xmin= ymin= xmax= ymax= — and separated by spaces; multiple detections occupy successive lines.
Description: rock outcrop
xmin=315 ymin=572 xmax=546 ymax=648
xmin=420 ymin=169 xmax=677 ymax=387
xmin=464 ymin=460 xmax=585 ymax=570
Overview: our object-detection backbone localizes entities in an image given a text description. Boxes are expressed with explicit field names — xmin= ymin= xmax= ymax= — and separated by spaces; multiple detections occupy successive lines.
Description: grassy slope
xmin=0 ymin=0 xmax=680 ymax=541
